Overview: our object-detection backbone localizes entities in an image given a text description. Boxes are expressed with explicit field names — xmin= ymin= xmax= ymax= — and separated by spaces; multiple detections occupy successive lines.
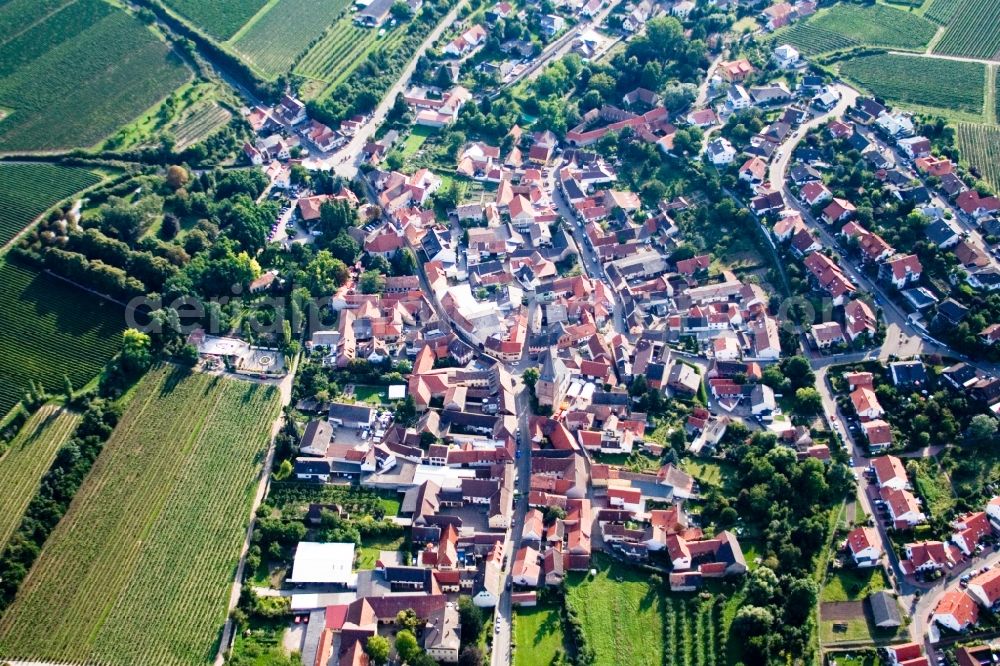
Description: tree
xmin=794 ymin=387 xmax=823 ymax=415
xmin=396 ymin=608 xmax=421 ymax=634
xmin=395 ymin=630 xmax=420 ymax=664
xmin=966 ymin=414 xmax=998 ymax=446
xmin=457 ymin=597 xmax=483 ymax=643
xmin=120 ymin=329 xmax=153 ymax=376
xmin=522 ymin=367 xmax=539 ymax=390
xmin=305 ymin=250 xmax=349 ymax=296
xmin=360 ymin=269 xmax=386 ymax=294
xmin=63 ymin=375 xmax=74 ymax=401
xmin=544 ymin=505 xmax=566 ymax=525
xmin=329 ymin=232 xmax=360 ymax=264
xmin=365 ymin=635 xmax=391 ymax=665
xmin=166 ymin=165 xmax=189 ymax=190
xmin=781 ymin=356 xmax=815 ymax=391
xmin=459 ymin=646 xmax=485 ymax=666
xmin=318 ymin=199 xmax=359 ymax=238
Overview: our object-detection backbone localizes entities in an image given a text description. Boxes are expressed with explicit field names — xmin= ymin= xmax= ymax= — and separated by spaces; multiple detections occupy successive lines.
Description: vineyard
xmin=808 ymin=3 xmax=937 ymax=51
xmin=839 ymin=53 xmax=986 ymax=115
xmin=0 ymin=261 xmax=124 ymax=421
xmin=0 ymin=367 xmax=281 ymax=666
xmin=772 ymin=23 xmax=858 ymax=56
xmin=0 ymin=0 xmax=191 ymax=151
xmin=0 ymin=406 xmax=80 ymax=549
xmin=932 ymin=0 xmax=1000 ymax=59
xmin=564 ymin=554 xmax=733 ymax=666
xmin=164 ymin=0 xmax=266 ymax=40
xmin=172 ymin=103 xmax=232 ymax=149
xmin=233 ymin=0 xmax=354 ymax=79
xmin=925 ymin=0 xmax=966 ymax=25
xmin=0 ymin=163 xmax=101 ymax=247
xmin=295 ymin=20 xmax=408 ymax=94
xmin=957 ymin=123 xmax=1000 ymax=191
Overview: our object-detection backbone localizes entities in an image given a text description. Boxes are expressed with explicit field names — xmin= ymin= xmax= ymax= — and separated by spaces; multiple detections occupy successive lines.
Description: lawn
xmin=0 ymin=163 xmax=101 ymax=247
xmin=565 ymin=554 xmax=667 ymax=666
xmin=0 ymin=260 xmax=125 ymax=421
xmin=0 ymin=0 xmax=192 ymax=151
xmin=356 ymin=535 xmax=406 ymax=570
xmin=0 ymin=405 xmax=80 ymax=550
xmin=838 ymin=53 xmax=986 ymax=118
xmin=681 ymin=458 xmax=737 ymax=491
xmin=0 ymin=366 xmax=281 ymax=666
xmin=820 ymin=568 xmax=888 ymax=603
xmin=352 ymin=385 xmax=387 ymax=405
xmin=401 ymin=125 xmax=436 ymax=157
xmin=514 ymin=603 xmax=567 ymax=666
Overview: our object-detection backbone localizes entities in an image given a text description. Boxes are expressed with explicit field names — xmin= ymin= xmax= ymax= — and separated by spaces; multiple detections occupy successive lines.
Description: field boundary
xmin=226 ymin=0 xmax=281 ymax=43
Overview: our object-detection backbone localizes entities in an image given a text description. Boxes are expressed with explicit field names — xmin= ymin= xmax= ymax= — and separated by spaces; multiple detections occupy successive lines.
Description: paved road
xmin=306 ymin=1 xmax=469 ymax=179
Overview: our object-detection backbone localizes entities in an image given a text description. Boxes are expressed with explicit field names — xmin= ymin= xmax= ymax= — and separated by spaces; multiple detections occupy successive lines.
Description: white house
xmin=846 ymin=526 xmax=881 ymax=567
xmin=967 ymin=568 xmax=1000 ymax=608
xmin=706 ymin=138 xmax=736 ymax=166
xmin=932 ymin=590 xmax=979 ymax=632
xmin=727 ymin=84 xmax=752 ymax=110
xmin=871 ymin=455 xmax=908 ymax=490
xmin=773 ymin=44 xmax=800 ymax=69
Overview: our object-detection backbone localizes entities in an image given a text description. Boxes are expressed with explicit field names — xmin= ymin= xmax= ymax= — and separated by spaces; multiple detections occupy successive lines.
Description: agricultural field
xmin=0 ymin=163 xmax=101 ymax=247
xmin=808 ymin=3 xmax=937 ymax=51
xmin=172 ymin=102 xmax=233 ymax=150
xmin=957 ymin=122 xmax=1000 ymax=191
xmin=565 ymin=554 xmax=731 ymax=666
xmin=0 ymin=261 xmax=124 ymax=421
xmin=514 ymin=603 xmax=567 ymax=666
xmin=0 ymin=0 xmax=191 ymax=151
xmin=931 ymin=0 xmax=1000 ymax=59
xmin=925 ymin=0 xmax=965 ymax=24
xmin=163 ymin=0 xmax=267 ymax=40
xmin=0 ymin=405 xmax=80 ymax=549
xmin=295 ymin=20 xmax=408 ymax=97
xmin=839 ymin=53 xmax=986 ymax=116
xmin=232 ymin=0 xmax=354 ymax=79
xmin=772 ymin=23 xmax=859 ymax=56
xmin=0 ymin=367 xmax=281 ymax=666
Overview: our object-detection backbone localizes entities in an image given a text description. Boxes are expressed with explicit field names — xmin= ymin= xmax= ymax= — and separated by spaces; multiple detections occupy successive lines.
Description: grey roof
xmin=328 ymin=402 xmax=375 ymax=424
xmin=538 ymin=348 xmax=567 ymax=383
xmin=889 ymin=360 xmax=927 ymax=386
xmin=868 ymin=590 xmax=902 ymax=627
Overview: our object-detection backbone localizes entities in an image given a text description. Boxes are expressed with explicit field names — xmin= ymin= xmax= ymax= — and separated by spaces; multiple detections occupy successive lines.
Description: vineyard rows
xmin=0 ymin=1 xmax=190 ymax=151
xmin=0 ymin=163 xmax=100 ymax=247
xmin=957 ymin=123 xmax=1000 ymax=192
xmin=809 ymin=3 xmax=936 ymax=51
xmin=0 ymin=367 xmax=280 ymax=666
xmin=173 ymin=103 xmax=232 ymax=150
xmin=0 ymin=261 xmax=124 ymax=420
xmin=0 ymin=0 xmax=112 ymax=79
xmin=839 ymin=53 xmax=986 ymax=115
xmin=773 ymin=23 xmax=858 ymax=56
xmin=0 ymin=406 xmax=80 ymax=549
xmin=296 ymin=19 xmax=405 ymax=89
xmin=233 ymin=0 xmax=354 ymax=78
xmin=663 ymin=597 xmax=726 ymax=666
xmin=164 ymin=0 xmax=266 ymax=40
xmin=932 ymin=0 xmax=1000 ymax=59
xmin=925 ymin=0 xmax=966 ymax=25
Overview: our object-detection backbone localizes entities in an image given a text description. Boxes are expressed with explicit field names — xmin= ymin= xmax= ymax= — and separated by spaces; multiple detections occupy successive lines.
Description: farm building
xmin=289 ymin=542 xmax=357 ymax=586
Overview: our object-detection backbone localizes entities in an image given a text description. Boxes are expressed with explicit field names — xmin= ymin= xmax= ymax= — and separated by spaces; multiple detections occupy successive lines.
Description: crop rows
xmin=0 ymin=367 xmax=280 ymax=666
xmin=839 ymin=53 xmax=986 ymax=115
xmin=0 ymin=405 xmax=80 ymax=549
xmin=0 ymin=0 xmax=75 ymax=40
xmin=0 ymin=4 xmax=190 ymax=151
xmin=296 ymin=19 xmax=402 ymax=87
xmin=663 ymin=597 xmax=725 ymax=666
xmin=810 ymin=3 xmax=937 ymax=51
xmin=0 ymin=261 xmax=124 ymax=420
xmin=0 ymin=0 xmax=113 ymax=79
xmin=957 ymin=122 xmax=1000 ymax=191
xmin=164 ymin=0 xmax=267 ymax=40
xmin=0 ymin=163 xmax=100 ymax=247
xmin=173 ymin=103 xmax=232 ymax=149
xmin=233 ymin=0 xmax=353 ymax=78
xmin=926 ymin=0 xmax=966 ymax=25
xmin=932 ymin=0 xmax=1000 ymax=59
xmin=773 ymin=23 xmax=859 ymax=56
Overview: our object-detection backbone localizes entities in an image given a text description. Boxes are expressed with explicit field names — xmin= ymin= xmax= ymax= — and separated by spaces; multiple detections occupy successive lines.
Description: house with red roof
xmin=885 ymin=643 xmax=924 ymax=666
xmin=800 ymin=181 xmax=832 ymax=207
xmin=803 ymin=252 xmax=856 ymax=305
xmin=882 ymin=254 xmax=923 ymax=289
xmin=900 ymin=540 xmax=956 ymax=575
xmin=861 ymin=419 xmax=892 ymax=452
xmin=933 ymin=589 xmax=979 ymax=631
xmin=967 ymin=568 xmax=1000 ymax=608
xmin=956 ymin=190 xmax=1000 ymax=219
xmin=822 ymin=198 xmax=856 ymax=225
xmin=950 ymin=511 xmax=993 ymax=555
xmin=851 ymin=385 xmax=884 ymax=420
xmin=846 ymin=526 xmax=882 ymax=567
xmin=871 ymin=455 xmax=907 ymax=489
xmin=881 ymin=486 xmax=926 ymax=529
xmin=844 ymin=298 xmax=877 ymax=342
xmin=719 ymin=58 xmax=753 ymax=82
